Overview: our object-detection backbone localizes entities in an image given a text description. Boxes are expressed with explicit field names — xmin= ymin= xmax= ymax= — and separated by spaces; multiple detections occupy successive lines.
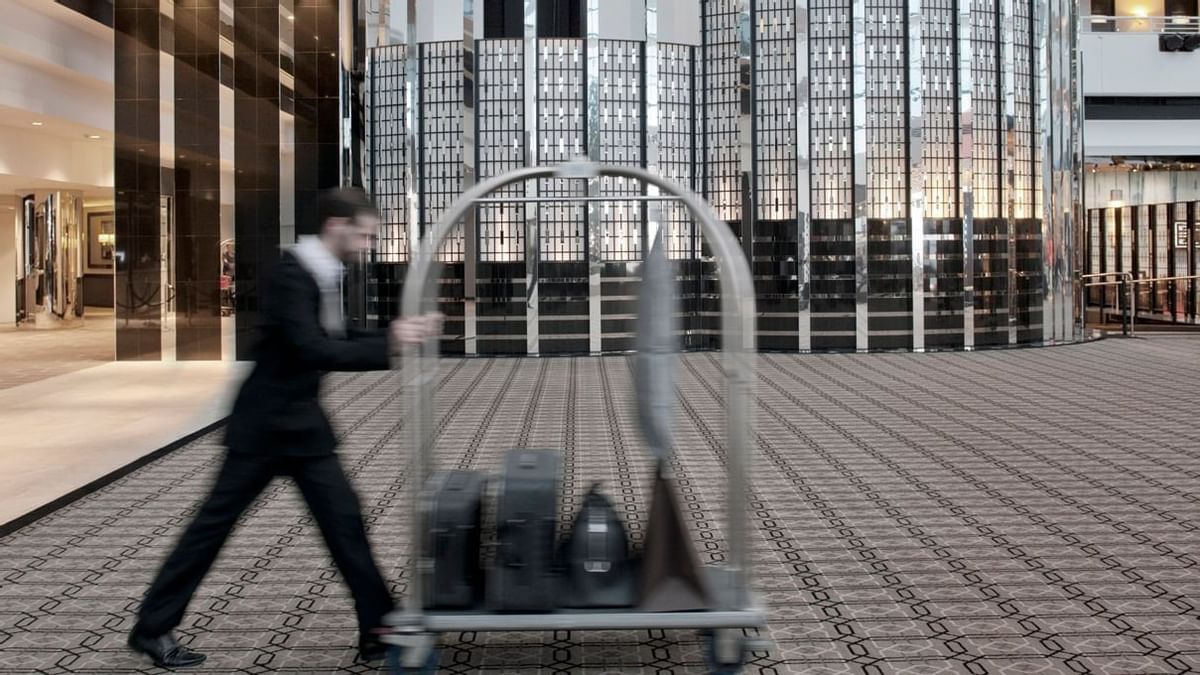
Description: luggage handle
xmin=583 ymin=508 xmax=611 ymax=574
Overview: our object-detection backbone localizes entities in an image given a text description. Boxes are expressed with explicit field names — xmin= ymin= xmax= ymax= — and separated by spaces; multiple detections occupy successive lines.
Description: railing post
xmin=1113 ymin=276 xmax=1123 ymax=333
xmin=1078 ymin=272 xmax=1086 ymax=334
xmin=1129 ymin=276 xmax=1136 ymax=337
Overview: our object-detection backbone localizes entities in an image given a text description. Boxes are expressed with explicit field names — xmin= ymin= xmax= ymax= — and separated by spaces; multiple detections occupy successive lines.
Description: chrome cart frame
xmin=381 ymin=161 xmax=766 ymax=673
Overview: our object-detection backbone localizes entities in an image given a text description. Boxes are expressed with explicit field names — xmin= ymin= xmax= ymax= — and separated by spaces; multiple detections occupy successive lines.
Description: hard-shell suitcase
xmin=420 ymin=470 xmax=487 ymax=609
xmin=487 ymin=448 xmax=561 ymax=612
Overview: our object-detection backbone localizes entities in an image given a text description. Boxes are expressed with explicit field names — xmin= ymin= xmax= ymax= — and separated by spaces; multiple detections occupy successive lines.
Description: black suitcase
xmin=559 ymin=484 xmax=637 ymax=608
xmin=487 ymin=448 xmax=561 ymax=612
xmin=420 ymin=470 xmax=487 ymax=609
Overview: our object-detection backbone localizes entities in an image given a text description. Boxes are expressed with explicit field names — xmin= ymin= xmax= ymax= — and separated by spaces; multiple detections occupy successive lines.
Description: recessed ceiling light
xmin=85 ymin=134 xmax=102 ymax=139
xmin=31 ymin=121 xmax=44 ymax=126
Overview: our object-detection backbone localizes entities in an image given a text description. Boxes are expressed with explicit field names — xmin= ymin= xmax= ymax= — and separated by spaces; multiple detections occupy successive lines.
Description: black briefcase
xmin=420 ymin=470 xmax=487 ymax=609
xmin=487 ymin=448 xmax=561 ymax=612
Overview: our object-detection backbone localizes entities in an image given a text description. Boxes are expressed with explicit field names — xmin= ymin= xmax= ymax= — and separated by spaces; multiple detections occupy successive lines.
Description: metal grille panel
xmin=755 ymin=0 xmax=798 ymax=222
xmin=702 ymin=0 xmax=741 ymax=221
xmin=923 ymin=0 xmax=957 ymax=220
xmin=599 ymin=40 xmax=643 ymax=262
xmin=659 ymin=43 xmax=696 ymax=260
xmin=865 ymin=0 xmax=907 ymax=220
xmin=537 ymin=39 xmax=586 ymax=262
xmin=420 ymin=41 xmax=465 ymax=262
xmin=368 ymin=45 xmax=409 ymax=263
xmin=811 ymin=0 xmax=853 ymax=221
xmin=478 ymin=40 xmax=526 ymax=263
xmin=971 ymin=0 xmax=1001 ymax=219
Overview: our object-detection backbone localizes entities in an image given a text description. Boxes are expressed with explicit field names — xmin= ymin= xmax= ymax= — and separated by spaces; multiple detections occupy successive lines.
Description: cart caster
xmin=385 ymin=645 xmax=440 ymax=674
xmin=703 ymin=630 xmax=745 ymax=675
xmin=703 ymin=629 xmax=769 ymax=675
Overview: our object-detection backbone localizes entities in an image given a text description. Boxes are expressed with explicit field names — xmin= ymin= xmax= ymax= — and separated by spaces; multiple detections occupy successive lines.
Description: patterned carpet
xmin=2 ymin=337 xmax=1199 ymax=674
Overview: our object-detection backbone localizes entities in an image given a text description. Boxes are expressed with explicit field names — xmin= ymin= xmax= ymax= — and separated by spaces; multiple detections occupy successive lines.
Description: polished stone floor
xmin=1 ymin=336 xmax=1198 ymax=674
xmin=0 ymin=308 xmax=113 ymax=390
xmin=0 ymin=361 xmax=246 ymax=528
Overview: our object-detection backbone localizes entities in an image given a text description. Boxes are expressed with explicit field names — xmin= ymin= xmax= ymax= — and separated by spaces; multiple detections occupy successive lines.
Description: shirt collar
xmin=292 ymin=235 xmax=345 ymax=291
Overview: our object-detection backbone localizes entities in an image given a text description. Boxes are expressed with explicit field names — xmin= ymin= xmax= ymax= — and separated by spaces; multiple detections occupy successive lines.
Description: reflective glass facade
xmin=360 ymin=0 xmax=1081 ymax=354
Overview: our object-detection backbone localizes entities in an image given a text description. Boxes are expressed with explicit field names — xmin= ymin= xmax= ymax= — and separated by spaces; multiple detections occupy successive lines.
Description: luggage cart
xmin=381 ymin=161 xmax=767 ymax=674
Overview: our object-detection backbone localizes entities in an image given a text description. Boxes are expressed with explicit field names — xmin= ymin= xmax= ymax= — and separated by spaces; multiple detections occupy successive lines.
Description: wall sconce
xmin=98 ymin=232 xmax=116 ymax=260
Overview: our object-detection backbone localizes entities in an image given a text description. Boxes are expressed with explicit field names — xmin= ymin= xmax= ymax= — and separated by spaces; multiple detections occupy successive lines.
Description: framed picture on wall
xmin=87 ymin=211 xmax=115 ymax=273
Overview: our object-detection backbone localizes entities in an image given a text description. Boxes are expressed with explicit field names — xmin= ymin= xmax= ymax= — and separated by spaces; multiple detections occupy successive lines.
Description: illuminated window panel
xmin=1104 ymin=207 xmax=1117 ymax=275
xmin=702 ymin=0 xmax=741 ymax=222
xmin=1013 ymin=0 xmax=1035 ymax=219
xmin=865 ymin=0 xmax=907 ymax=221
xmin=537 ymin=38 xmax=586 ymax=262
xmin=810 ymin=0 xmax=853 ymax=222
xmin=1155 ymin=204 xmax=1169 ymax=312
xmin=659 ymin=42 xmax=696 ymax=261
xmin=923 ymin=0 xmax=957 ymax=220
xmin=754 ymin=0 xmax=797 ymax=222
xmin=419 ymin=41 xmax=465 ymax=262
xmin=1120 ymin=207 xmax=1133 ymax=274
xmin=971 ymin=0 xmax=1001 ymax=219
xmin=367 ymin=45 xmax=409 ymax=263
xmin=478 ymin=39 xmax=526 ymax=263
xmin=599 ymin=40 xmax=643 ymax=262
xmin=1137 ymin=204 xmax=1151 ymax=280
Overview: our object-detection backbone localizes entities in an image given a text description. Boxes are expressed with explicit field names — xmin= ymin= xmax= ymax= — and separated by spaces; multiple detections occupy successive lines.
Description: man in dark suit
xmin=128 ymin=188 xmax=441 ymax=668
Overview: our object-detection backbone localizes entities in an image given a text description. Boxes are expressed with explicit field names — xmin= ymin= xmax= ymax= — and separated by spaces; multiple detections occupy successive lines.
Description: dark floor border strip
xmin=0 ymin=418 xmax=228 ymax=539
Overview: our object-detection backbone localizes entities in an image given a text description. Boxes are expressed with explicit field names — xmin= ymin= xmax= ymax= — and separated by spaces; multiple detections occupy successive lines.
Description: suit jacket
xmin=225 ymin=250 xmax=390 ymax=456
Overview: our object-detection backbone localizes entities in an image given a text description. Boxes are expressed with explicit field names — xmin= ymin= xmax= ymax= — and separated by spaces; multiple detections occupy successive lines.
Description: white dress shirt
xmin=290 ymin=236 xmax=346 ymax=338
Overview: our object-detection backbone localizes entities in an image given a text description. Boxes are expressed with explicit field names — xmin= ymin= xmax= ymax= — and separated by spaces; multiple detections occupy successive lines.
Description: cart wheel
xmin=385 ymin=645 xmax=440 ymax=674
xmin=703 ymin=630 xmax=746 ymax=675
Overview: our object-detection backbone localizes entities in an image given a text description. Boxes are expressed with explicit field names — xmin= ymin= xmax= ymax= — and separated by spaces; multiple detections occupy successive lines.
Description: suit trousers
xmin=134 ymin=451 xmax=394 ymax=638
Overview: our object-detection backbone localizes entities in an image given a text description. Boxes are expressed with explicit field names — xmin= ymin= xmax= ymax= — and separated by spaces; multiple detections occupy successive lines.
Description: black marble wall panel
xmin=233 ymin=0 xmax=281 ymax=358
xmin=437 ymin=264 xmax=466 ymax=356
xmin=1015 ymin=218 xmax=1043 ymax=343
xmin=754 ymin=219 xmax=799 ymax=351
xmin=174 ymin=0 xmax=223 ymax=359
xmin=973 ymin=218 xmax=1010 ymax=346
xmin=114 ymin=0 xmax=162 ymax=361
xmin=294 ymin=0 xmax=340 ymax=236
xmin=538 ymin=261 xmax=589 ymax=354
xmin=924 ymin=218 xmax=965 ymax=349
xmin=476 ymin=261 xmax=527 ymax=355
xmin=810 ymin=219 xmax=856 ymax=351
xmin=867 ymin=219 xmax=913 ymax=351
xmin=116 ymin=0 xmax=348 ymax=360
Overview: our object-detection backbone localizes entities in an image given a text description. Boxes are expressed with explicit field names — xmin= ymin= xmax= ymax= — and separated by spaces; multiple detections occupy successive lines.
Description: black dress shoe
xmin=358 ymin=633 xmax=387 ymax=663
xmin=127 ymin=631 xmax=207 ymax=669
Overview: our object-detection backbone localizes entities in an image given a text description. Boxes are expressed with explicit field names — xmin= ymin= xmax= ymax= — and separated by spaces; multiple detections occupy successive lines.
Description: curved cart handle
xmin=399 ymin=161 xmax=756 ymax=609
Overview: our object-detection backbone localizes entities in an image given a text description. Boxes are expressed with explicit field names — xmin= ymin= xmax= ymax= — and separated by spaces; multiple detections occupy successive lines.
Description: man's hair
xmin=316 ymin=187 xmax=378 ymax=229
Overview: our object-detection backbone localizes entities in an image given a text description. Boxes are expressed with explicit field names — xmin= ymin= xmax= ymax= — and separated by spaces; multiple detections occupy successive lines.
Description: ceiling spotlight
xmin=287 ymin=14 xmax=294 ymax=21
xmin=31 ymin=121 xmax=44 ymax=126
xmin=85 ymin=134 xmax=102 ymax=139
